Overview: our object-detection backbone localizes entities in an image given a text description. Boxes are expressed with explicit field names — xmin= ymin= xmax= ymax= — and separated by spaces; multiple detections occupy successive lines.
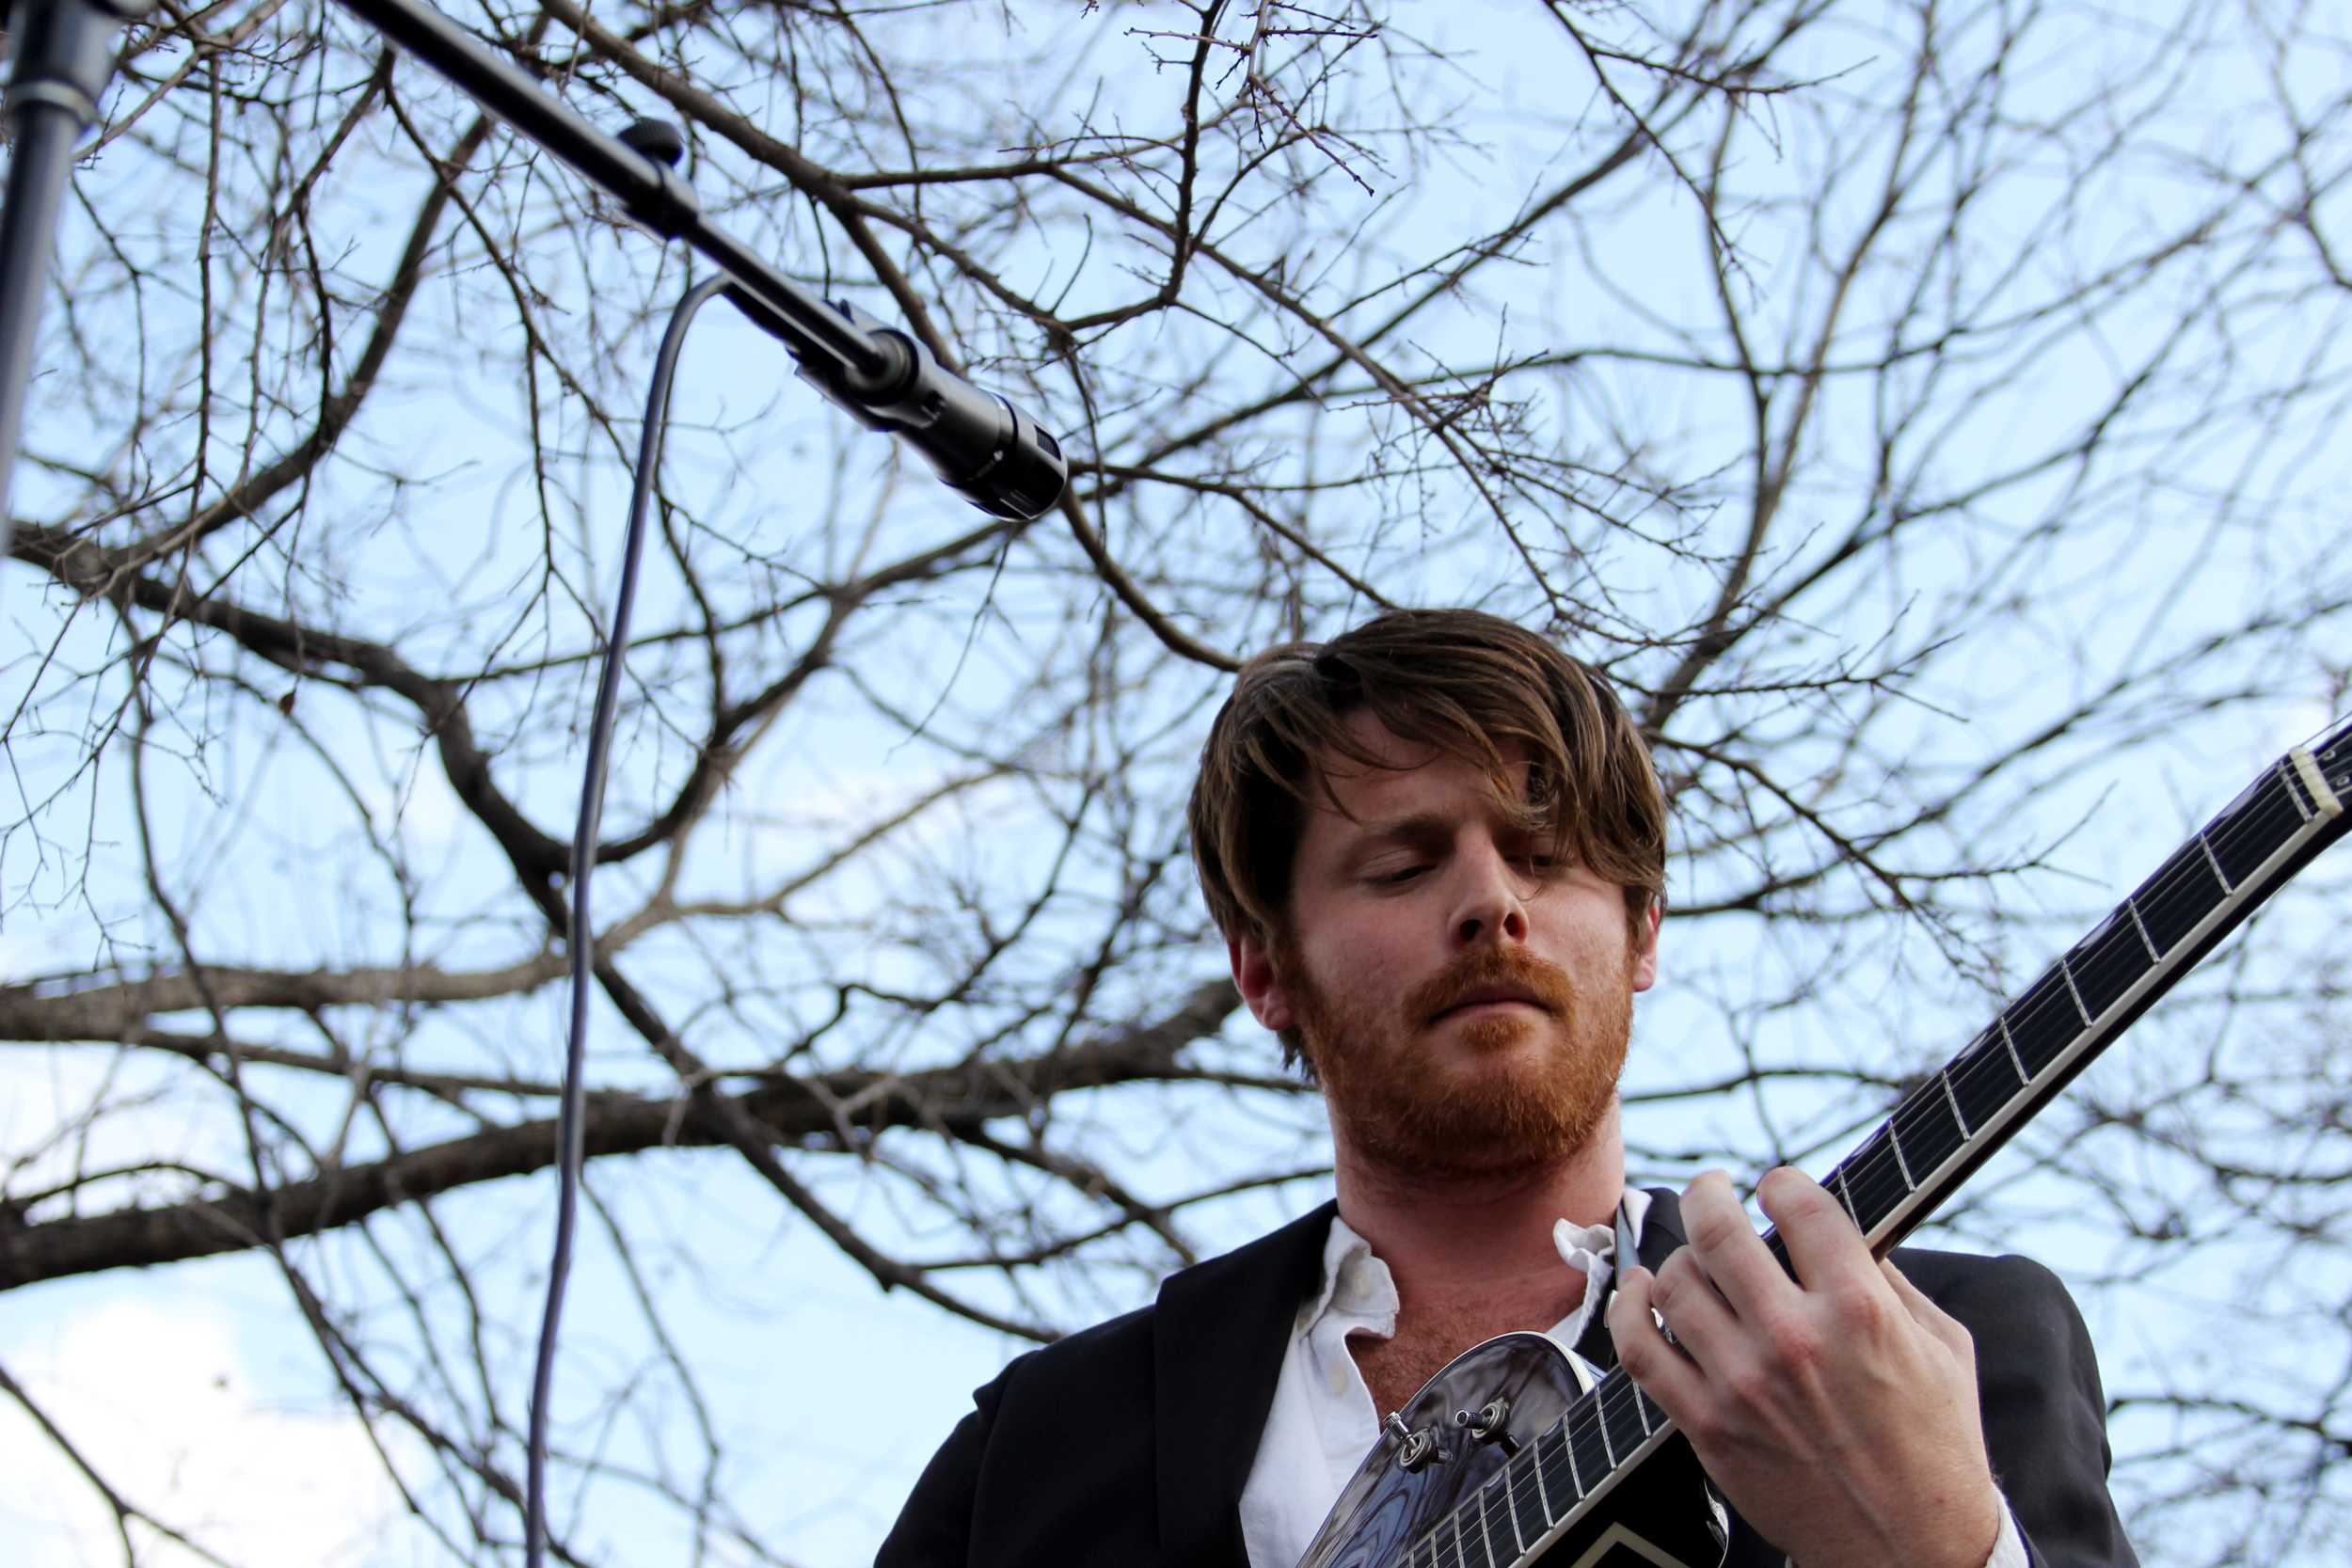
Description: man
xmin=878 ymin=610 xmax=2137 ymax=1568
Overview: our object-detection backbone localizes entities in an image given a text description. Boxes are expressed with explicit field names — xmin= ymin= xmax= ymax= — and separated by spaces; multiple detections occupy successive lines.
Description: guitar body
xmin=1296 ymin=1333 xmax=1726 ymax=1568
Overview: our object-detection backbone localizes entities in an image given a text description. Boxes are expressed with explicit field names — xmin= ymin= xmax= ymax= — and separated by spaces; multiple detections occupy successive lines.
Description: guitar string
xmin=1435 ymin=797 xmax=2267 ymax=1568
xmin=1771 ymin=740 xmax=2347 ymax=1339
xmin=1834 ymin=764 xmax=2305 ymax=1236
xmin=1431 ymin=738 xmax=2352 ymax=1561
xmin=1410 ymin=750 xmax=2344 ymax=1565
xmin=1528 ymin=741 xmax=2352 ymax=1555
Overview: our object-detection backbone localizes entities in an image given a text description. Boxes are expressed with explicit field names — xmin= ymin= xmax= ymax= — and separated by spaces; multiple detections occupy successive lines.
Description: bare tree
xmin=4 ymin=1 xmax=2350 ymax=1563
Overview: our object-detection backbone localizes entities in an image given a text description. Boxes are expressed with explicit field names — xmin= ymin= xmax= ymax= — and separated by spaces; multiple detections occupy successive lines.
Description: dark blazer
xmin=876 ymin=1193 xmax=2137 ymax=1568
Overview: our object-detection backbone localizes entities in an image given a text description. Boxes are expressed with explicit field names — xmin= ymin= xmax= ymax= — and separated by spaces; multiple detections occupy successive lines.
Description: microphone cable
xmin=527 ymin=271 xmax=729 ymax=1568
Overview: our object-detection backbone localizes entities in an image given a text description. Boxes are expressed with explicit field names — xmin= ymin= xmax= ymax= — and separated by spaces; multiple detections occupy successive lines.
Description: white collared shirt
xmin=1235 ymin=1198 xmax=2026 ymax=1568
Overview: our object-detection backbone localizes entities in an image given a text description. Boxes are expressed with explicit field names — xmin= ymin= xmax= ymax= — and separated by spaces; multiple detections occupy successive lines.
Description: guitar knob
xmin=1384 ymin=1412 xmax=1441 ymax=1471
xmin=1453 ymin=1397 xmax=1511 ymax=1442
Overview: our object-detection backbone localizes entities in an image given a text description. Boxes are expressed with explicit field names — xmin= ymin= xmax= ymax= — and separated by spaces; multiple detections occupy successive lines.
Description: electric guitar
xmin=1296 ymin=716 xmax=2352 ymax=1568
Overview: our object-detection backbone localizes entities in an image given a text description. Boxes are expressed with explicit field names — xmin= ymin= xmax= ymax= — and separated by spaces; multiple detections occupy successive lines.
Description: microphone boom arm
xmin=328 ymin=0 xmax=1068 ymax=518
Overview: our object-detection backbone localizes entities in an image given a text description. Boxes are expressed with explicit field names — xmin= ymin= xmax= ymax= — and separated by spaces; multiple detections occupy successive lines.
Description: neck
xmin=1330 ymin=1104 xmax=1625 ymax=1311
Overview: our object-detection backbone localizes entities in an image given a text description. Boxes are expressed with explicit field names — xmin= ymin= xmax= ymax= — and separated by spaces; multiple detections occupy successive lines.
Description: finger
xmin=1641 ymin=1248 xmax=1737 ymax=1374
xmin=1757 ymin=1166 xmax=1880 ymax=1295
xmin=1880 ymin=1258 xmax=1974 ymax=1359
xmin=1677 ymin=1168 xmax=1795 ymax=1321
xmin=1607 ymin=1265 xmax=1705 ymax=1414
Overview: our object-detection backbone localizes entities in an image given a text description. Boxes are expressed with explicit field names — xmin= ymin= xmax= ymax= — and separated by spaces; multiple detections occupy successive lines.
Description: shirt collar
xmin=1298 ymin=1188 xmax=1653 ymax=1344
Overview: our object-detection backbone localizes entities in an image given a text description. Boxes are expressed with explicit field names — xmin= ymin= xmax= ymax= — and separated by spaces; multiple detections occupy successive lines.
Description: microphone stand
xmin=0 ymin=0 xmax=145 ymax=562
xmin=0 ymin=0 xmax=1066 ymax=552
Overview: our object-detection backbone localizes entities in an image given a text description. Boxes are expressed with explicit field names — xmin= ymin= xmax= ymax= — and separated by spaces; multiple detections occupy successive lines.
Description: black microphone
xmin=787 ymin=297 xmax=1067 ymax=522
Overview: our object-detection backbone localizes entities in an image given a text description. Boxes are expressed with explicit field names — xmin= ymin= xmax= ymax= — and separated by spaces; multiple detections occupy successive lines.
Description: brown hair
xmin=1187 ymin=609 xmax=1665 ymax=953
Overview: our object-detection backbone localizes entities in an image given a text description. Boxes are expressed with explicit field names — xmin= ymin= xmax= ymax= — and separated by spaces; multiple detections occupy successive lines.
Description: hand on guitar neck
xmin=1608 ymin=1167 xmax=2007 ymax=1568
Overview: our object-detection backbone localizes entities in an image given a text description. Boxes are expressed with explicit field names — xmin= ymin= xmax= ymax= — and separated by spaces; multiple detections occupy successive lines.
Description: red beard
xmin=1289 ymin=942 xmax=1630 ymax=1182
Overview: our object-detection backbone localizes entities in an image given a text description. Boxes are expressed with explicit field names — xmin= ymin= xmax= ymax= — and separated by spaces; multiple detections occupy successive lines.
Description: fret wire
xmin=1950 ymin=1047 xmax=2012 ymax=1132
xmin=1997 ymin=1016 xmax=2031 ymax=1085
xmin=2010 ymin=969 xmax=2077 ymax=1050
xmin=2196 ymin=830 xmax=2231 ymax=892
xmin=1767 ymin=749 xmax=2337 ymax=1342
xmin=2280 ymin=758 xmax=2315 ymax=821
xmin=1595 ymin=1393 xmax=1617 ymax=1466
xmin=1599 ymin=1382 xmax=1637 ymax=1448
xmin=1566 ymin=1420 xmax=1595 ymax=1504
xmin=1886 ymin=1122 xmax=1915 ymax=1192
xmin=1837 ymin=1146 xmax=1877 ymax=1217
xmin=1534 ymin=1426 xmax=1562 ymax=1515
xmin=2058 ymin=954 xmax=2092 ymax=1024
xmin=2125 ymin=895 xmax=2160 ymax=961
xmin=1939 ymin=1067 xmax=1971 ymax=1136
xmin=1502 ymin=1453 xmax=1528 ymax=1556
xmin=1891 ymin=1077 xmax=1951 ymax=1135
xmin=1877 ymin=1107 xmax=1932 ymax=1188
xmin=2214 ymin=772 xmax=2304 ymax=885
xmin=2074 ymin=912 xmax=2147 ymax=1020
xmin=1470 ymin=1489 xmax=1496 ymax=1568
xmin=1845 ymin=1150 xmax=1898 ymax=1229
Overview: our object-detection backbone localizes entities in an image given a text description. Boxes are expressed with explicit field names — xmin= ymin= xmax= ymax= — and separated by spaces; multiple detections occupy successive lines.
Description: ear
xmin=1231 ymin=934 xmax=1296 ymax=1032
xmin=1630 ymin=902 xmax=1661 ymax=993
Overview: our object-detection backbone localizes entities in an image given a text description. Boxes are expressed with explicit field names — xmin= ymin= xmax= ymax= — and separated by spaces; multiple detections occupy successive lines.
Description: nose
xmin=1451 ymin=838 xmax=1531 ymax=949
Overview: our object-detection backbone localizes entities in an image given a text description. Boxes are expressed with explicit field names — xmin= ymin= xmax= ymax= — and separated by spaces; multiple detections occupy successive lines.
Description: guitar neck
xmin=1790 ymin=720 xmax=2352 ymax=1264
xmin=1474 ymin=720 xmax=2352 ymax=1568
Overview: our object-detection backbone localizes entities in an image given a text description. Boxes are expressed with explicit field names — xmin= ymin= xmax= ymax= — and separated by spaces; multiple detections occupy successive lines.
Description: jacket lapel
xmin=1145 ymin=1189 xmax=1689 ymax=1564
xmin=1152 ymin=1198 xmax=1339 ymax=1568
xmin=1572 ymin=1185 xmax=1690 ymax=1369
xmin=1635 ymin=1184 xmax=1691 ymax=1271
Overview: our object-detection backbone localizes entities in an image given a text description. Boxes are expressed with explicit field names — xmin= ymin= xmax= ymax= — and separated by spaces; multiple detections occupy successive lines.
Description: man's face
xmin=1233 ymin=714 xmax=1658 ymax=1181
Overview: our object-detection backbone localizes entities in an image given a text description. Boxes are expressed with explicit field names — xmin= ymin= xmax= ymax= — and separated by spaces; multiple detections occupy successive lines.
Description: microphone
xmin=787 ymin=297 xmax=1067 ymax=522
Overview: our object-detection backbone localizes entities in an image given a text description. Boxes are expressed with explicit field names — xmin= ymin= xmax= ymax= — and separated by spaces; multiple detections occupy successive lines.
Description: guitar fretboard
xmin=1820 ymin=744 xmax=2341 ymax=1255
xmin=1413 ymin=721 xmax=2352 ymax=1568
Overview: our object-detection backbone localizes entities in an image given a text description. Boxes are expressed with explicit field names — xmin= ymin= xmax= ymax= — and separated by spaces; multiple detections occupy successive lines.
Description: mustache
xmin=1406 ymin=946 xmax=1575 ymax=1025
